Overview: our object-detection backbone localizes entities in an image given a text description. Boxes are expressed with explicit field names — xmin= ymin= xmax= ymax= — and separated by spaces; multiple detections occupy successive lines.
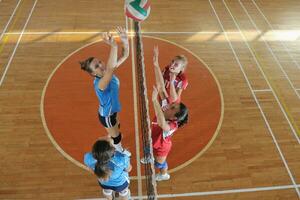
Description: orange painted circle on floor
xmin=43 ymin=37 xmax=223 ymax=176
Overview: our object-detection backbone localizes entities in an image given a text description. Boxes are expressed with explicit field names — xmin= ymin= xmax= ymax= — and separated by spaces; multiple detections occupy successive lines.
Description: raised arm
xmin=169 ymin=73 xmax=179 ymax=102
xmin=97 ymin=32 xmax=118 ymax=90
xmin=115 ymin=26 xmax=129 ymax=68
xmin=104 ymin=32 xmax=118 ymax=69
xmin=153 ymin=46 xmax=168 ymax=99
xmin=152 ymin=86 xmax=170 ymax=131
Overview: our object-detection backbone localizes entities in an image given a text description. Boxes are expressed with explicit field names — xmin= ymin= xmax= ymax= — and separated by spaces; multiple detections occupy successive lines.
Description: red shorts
xmin=153 ymin=140 xmax=172 ymax=157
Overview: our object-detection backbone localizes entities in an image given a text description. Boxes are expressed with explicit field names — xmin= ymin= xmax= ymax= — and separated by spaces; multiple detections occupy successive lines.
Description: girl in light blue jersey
xmin=80 ymin=27 xmax=129 ymax=154
xmin=84 ymin=138 xmax=132 ymax=200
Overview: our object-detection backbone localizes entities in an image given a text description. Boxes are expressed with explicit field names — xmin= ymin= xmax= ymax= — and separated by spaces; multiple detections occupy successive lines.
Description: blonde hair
xmin=174 ymin=55 xmax=188 ymax=71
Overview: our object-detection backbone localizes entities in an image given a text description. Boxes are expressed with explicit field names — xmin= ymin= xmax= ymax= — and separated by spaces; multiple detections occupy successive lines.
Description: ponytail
xmin=94 ymin=160 xmax=111 ymax=180
xmin=79 ymin=57 xmax=95 ymax=74
xmin=92 ymin=140 xmax=115 ymax=180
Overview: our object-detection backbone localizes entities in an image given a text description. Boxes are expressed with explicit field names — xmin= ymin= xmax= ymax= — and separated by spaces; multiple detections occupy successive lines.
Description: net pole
xmin=134 ymin=21 xmax=158 ymax=200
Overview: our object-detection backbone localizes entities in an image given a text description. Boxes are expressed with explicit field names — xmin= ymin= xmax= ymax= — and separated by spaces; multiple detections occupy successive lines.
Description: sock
xmin=113 ymin=142 xmax=123 ymax=152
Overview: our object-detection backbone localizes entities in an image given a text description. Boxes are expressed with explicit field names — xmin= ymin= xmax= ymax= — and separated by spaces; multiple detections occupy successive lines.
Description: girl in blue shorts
xmin=84 ymin=138 xmax=132 ymax=200
xmin=80 ymin=27 xmax=129 ymax=155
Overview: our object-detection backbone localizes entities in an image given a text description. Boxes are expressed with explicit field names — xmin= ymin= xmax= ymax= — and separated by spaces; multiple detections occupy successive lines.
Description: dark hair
xmin=92 ymin=140 xmax=115 ymax=179
xmin=175 ymin=102 xmax=188 ymax=128
xmin=79 ymin=57 xmax=95 ymax=74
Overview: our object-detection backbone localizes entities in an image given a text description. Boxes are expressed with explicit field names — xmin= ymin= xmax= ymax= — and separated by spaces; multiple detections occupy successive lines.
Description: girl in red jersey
xmin=153 ymin=46 xmax=188 ymax=107
xmin=146 ymin=86 xmax=188 ymax=181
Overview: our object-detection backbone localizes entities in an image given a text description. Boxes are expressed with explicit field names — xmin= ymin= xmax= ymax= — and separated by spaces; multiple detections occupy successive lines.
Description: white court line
xmin=239 ymin=0 xmax=300 ymax=100
xmin=124 ymin=3 xmax=142 ymax=197
xmin=3 ymin=31 xmax=241 ymax=35
xmin=0 ymin=0 xmax=38 ymax=87
xmin=0 ymin=0 xmax=22 ymax=42
xmin=237 ymin=0 xmax=300 ymax=143
xmin=211 ymin=0 xmax=300 ymax=198
xmin=253 ymin=89 xmax=272 ymax=92
xmin=251 ymin=0 xmax=300 ymax=70
xmin=78 ymin=184 xmax=300 ymax=200
xmin=129 ymin=19 xmax=143 ymax=198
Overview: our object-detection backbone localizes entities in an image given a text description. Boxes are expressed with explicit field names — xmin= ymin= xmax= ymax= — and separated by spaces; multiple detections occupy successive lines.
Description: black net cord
xmin=134 ymin=21 xmax=158 ymax=200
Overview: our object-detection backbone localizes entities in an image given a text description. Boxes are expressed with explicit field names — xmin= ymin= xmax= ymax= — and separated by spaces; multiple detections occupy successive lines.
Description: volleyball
xmin=125 ymin=0 xmax=151 ymax=21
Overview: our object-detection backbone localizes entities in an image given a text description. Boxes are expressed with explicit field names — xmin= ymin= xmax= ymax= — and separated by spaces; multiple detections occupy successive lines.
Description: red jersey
xmin=162 ymin=66 xmax=188 ymax=103
xmin=151 ymin=117 xmax=178 ymax=157
xmin=163 ymin=66 xmax=188 ymax=91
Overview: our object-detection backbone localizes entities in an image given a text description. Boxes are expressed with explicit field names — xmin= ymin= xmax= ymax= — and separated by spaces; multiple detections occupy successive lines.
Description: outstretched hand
xmin=102 ymin=32 xmax=116 ymax=46
xmin=153 ymin=46 xmax=159 ymax=66
xmin=116 ymin=26 xmax=128 ymax=43
xmin=152 ymin=86 xmax=159 ymax=102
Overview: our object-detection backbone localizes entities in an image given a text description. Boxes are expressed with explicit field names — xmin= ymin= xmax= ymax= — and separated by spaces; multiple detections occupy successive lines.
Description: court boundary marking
xmin=78 ymin=184 xmax=300 ymax=200
xmin=0 ymin=0 xmax=38 ymax=86
xmin=239 ymin=0 xmax=300 ymax=100
xmin=210 ymin=0 xmax=300 ymax=197
xmin=4 ymin=31 xmax=242 ymax=35
xmin=253 ymin=89 xmax=272 ymax=92
xmin=236 ymin=0 xmax=300 ymax=143
xmin=0 ymin=0 xmax=22 ymax=42
xmin=251 ymin=0 xmax=300 ymax=70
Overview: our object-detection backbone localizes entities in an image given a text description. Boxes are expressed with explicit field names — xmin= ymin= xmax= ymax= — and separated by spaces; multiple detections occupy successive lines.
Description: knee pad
xmin=154 ymin=161 xmax=168 ymax=169
xmin=111 ymin=133 xmax=122 ymax=144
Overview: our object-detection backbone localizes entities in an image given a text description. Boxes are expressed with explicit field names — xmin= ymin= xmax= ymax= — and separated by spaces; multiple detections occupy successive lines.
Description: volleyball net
xmin=134 ymin=21 xmax=158 ymax=200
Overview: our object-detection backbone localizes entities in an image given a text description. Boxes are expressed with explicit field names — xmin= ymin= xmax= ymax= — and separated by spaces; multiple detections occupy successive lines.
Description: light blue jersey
xmin=84 ymin=151 xmax=130 ymax=187
xmin=94 ymin=75 xmax=121 ymax=117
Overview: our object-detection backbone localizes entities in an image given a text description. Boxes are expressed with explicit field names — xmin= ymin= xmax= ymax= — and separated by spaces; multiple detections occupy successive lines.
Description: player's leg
xmin=155 ymin=156 xmax=170 ymax=181
xmin=99 ymin=113 xmax=130 ymax=156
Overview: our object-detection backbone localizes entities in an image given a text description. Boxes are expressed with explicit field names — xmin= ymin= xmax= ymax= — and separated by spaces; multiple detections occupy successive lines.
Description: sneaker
xmin=155 ymin=173 xmax=170 ymax=181
xmin=140 ymin=156 xmax=153 ymax=164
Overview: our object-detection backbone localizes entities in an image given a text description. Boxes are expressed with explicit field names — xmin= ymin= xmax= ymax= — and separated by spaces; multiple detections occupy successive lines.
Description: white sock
xmin=113 ymin=143 xmax=123 ymax=152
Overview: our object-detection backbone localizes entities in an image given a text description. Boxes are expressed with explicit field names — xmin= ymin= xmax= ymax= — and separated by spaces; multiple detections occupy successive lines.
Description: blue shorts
xmin=98 ymin=181 xmax=129 ymax=192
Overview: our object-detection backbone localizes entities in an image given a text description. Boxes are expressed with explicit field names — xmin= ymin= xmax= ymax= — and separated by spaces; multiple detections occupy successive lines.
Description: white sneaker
xmin=155 ymin=173 xmax=170 ymax=181
xmin=140 ymin=156 xmax=153 ymax=164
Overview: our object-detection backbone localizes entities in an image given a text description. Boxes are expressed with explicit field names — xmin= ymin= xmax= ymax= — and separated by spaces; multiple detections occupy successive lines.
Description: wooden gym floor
xmin=0 ymin=0 xmax=300 ymax=199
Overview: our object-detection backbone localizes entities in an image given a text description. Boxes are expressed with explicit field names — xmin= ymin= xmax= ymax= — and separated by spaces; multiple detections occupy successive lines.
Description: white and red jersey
xmin=151 ymin=117 xmax=178 ymax=156
xmin=162 ymin=66 xmax=188 ymax=103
